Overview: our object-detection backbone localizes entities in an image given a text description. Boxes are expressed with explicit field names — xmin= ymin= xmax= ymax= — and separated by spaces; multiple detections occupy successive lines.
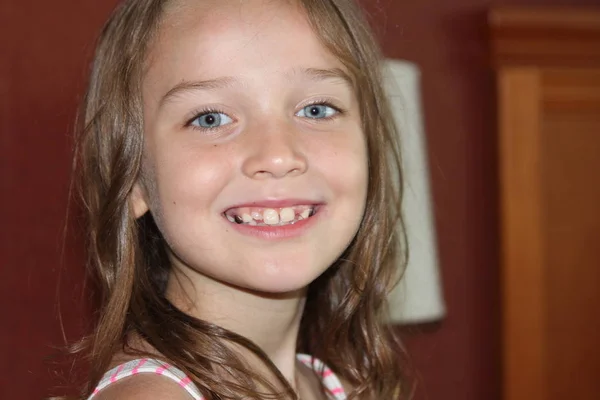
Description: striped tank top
xmin=89 ymin=354 xmax=347 ymax=399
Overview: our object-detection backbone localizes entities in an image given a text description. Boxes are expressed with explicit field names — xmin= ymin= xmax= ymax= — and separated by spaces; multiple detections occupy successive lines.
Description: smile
xmin=224 ymin=205 xmax=317 ymax=227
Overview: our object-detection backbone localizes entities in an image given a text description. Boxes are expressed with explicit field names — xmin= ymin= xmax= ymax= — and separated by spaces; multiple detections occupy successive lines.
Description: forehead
xmin=144 ymin=0 xmax=345 ymax=94
xmin=161 ymin=0 xmax=300 ymax=33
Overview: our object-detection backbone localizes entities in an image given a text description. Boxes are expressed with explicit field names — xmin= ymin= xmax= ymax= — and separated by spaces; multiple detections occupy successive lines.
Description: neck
xmin=166 ymin=265 xmax=307 ymax=384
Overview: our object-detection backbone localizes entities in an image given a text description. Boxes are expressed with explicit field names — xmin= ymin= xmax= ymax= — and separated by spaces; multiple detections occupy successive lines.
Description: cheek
xmin=143 ymin=144 xmax=234 ymax=230
xmin=157 ymin=143 xmax=231 ymax=196
xmin=317 ymin=130 xmax=369 ymax=199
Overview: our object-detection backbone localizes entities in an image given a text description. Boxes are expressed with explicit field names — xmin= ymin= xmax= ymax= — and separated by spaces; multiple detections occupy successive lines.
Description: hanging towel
xmin=383 ymin=59 xmax=446 ymax=324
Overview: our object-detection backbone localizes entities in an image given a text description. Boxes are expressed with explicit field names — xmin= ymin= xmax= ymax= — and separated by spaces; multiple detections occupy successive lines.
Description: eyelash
xmin=184 ymin=100 xmax=345 ymax=131
xmin=301 ymin=99 xmax=345 ymax=120
xmin=184 ymin=107 xmax=227 ymax=130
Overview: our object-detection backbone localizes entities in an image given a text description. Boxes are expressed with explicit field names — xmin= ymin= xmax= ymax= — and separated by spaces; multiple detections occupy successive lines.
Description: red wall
xmin=359 ymin=0 xmax=600 ymax=399
xmin=1 ymin=0 xmax=598 ymax=399
xmin=0 ymin=1 xmax=120 ymax=398
xmin=360 ymin=1 xmax=502 ymax=397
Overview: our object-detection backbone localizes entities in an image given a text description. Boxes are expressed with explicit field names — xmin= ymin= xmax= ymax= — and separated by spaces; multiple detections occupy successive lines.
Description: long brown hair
xmin=72 ymin=0 xmax=411 ymax=398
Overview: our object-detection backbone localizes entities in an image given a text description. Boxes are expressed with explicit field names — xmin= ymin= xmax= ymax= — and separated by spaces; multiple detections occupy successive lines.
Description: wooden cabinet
xmin=490 ymin=7 xmax=600 ymax=400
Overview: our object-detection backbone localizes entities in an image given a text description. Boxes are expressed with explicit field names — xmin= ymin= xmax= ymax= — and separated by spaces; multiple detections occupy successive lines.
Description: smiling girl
xmin=74 ymin=0 xmax=410 ymax=399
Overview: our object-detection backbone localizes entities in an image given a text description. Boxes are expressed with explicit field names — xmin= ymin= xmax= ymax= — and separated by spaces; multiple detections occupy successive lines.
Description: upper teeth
xmin=263 ymin=209 xmax=280 ymax=225
xmin=280 ymin=208 xmax=295 ymax=223
xmin=225 ymin=205 xmax=315 ymax=226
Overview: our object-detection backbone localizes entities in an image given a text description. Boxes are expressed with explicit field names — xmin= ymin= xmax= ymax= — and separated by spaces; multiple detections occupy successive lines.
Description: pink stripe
xmin=131 ymin=358 xmax=148 ymax=374
xmin=179 ymin=376 xmax=192 ymax=387
xmin=110 ymin=364 xmax=125 ymax=383
xmin=330 ymin=387 xmax=345 ymax=394
xmin=155 ymin=367 xmax=166 ymax=375
xmin=322 ymin=369 xmax=333 ymax=377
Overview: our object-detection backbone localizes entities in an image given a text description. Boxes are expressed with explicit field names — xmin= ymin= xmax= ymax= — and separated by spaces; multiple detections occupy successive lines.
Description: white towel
xmin=383 ymin=59 xmax=446 ymax=324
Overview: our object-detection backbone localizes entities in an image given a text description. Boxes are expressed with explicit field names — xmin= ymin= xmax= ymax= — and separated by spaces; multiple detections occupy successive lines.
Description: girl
xmin=73 ymin=0 xmax=410 ymax=398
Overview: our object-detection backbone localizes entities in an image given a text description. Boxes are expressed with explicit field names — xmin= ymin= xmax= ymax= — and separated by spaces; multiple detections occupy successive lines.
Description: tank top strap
xmin=90 ymin=354 xmax=347 ymax=399
xmin=296 ymin=354 xmax=347 ymax=399
xmin=88 ymin=358 xmax=203 ymax=399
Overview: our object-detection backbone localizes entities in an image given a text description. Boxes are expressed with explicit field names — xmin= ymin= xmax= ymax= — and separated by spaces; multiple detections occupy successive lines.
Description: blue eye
xmin=190 ymin=111 xmax=233 ymax=129
xmin=296 ymin=104 xmax=338 ymax=119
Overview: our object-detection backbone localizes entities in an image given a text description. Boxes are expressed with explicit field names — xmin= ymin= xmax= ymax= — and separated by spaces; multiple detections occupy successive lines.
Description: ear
xmin=130 ymin=181 xmax=150 ymax=218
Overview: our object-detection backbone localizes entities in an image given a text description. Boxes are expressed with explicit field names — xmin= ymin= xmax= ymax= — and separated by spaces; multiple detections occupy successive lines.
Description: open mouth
xmin=223 ymin=205 xmax=318 ymax=227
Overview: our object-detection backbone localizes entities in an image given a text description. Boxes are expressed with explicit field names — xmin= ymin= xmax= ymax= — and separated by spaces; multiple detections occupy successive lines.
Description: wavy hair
xmin=71 ymin=0 xmax=411 ymax=398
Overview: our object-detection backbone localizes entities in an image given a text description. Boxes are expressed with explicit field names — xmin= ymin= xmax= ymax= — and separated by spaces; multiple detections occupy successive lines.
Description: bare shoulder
xmin=93 ymin=373 xmax=193 ymax=400
xmin=334 ymin=374 xmax=354 ymax=397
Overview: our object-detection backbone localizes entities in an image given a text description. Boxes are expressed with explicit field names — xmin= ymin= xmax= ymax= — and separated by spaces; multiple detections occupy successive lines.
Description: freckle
xmin=213 ymin=144 xmax=218 ymax=148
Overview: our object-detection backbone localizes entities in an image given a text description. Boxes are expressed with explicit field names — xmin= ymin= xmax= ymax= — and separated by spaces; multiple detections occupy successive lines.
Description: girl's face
xmin=133 ymin=0 xmax=368 ymax=294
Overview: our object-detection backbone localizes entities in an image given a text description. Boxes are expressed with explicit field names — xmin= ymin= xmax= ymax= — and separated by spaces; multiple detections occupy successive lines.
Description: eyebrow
xmin=160 ymin=76 xmax=237 ymax=107
xmin=299 ymin=67 xmax=354 ymax=88
xmin=159 ymin=67 xmax=354 ymax=108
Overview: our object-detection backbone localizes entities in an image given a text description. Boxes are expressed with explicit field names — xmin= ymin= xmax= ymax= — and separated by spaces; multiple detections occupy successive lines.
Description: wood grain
xmin=497 ymin=68 xmax=546 ymax=400
xmin=492 ymin=6 xmax=600 ymax=400
xmin=490 ymin=7 xmax=600 ymax=67
xmin=542 ymin=110 xmax=600 ymax=400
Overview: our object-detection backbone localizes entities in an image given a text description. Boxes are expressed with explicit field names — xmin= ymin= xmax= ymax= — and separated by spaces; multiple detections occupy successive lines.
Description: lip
xmin=225 ymin=206 xmax=324 ymax=240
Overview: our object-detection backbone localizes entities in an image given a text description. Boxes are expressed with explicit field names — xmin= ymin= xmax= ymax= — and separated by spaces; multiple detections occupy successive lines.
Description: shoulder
xmin=93 ymin=373 xmax=193 ymax=400
xmin=296 ymin=354 xmax=353 ymax=398
xmin=91 ymin=355 xmax=202 ymax=400
xmin=338 ymin=376 xmax=354 ymax=396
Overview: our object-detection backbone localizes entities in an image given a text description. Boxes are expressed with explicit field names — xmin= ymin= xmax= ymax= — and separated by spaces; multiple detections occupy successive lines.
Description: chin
xmin=236 ymin=257 xmax=331 ymax=295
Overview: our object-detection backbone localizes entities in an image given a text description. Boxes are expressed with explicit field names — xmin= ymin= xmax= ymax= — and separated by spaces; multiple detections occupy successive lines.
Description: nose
xmin=241 ymin=122 xmax=308 ymax=180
